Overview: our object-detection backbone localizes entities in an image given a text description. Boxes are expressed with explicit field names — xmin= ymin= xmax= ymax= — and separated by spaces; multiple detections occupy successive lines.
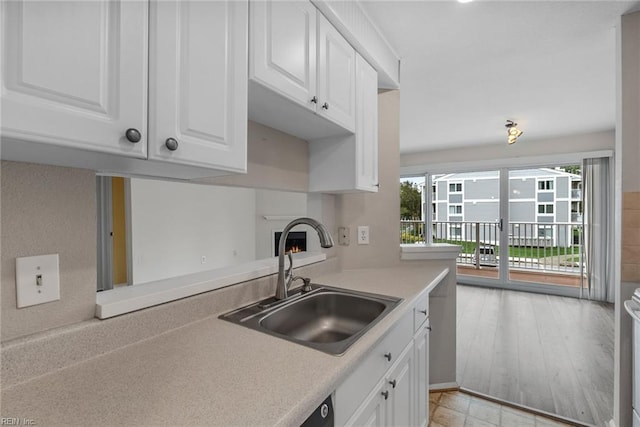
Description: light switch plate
xmin=16 ymin=254 xmax=60 ymax=308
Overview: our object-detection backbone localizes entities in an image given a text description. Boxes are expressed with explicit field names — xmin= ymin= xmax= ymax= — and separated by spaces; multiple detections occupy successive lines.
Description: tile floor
xmin=429 ymin=391 xmax=578 ymax=427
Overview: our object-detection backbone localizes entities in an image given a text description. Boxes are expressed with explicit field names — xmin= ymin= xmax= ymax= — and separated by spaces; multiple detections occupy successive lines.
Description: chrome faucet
xmin=275 ymin=217 xmax=334 ymax=300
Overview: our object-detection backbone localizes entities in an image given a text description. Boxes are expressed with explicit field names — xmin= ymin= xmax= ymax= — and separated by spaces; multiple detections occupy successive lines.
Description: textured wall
xmin=1 ymin=161 xmax=97 ymax=342
xmin=197 ymin=121 xmax=309 ymax=192
xmin=620 ymin=10 xmax=640 ymax=282
xmin=622 ymin=192 xmax=640 ymax=281
xmin=337 ymin=90 xmax=401 ymax=269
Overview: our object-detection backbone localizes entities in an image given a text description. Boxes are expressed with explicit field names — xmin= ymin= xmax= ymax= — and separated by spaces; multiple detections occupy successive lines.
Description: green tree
xmin=400 ymin=181 xmax=422 ymax=219
xmin=558 ymin=165 xmax=581 ymax=175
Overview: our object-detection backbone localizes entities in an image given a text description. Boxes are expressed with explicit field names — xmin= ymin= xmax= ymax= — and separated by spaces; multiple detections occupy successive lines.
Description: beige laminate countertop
xmin=1 ymin=263 xmax=449 ymax=427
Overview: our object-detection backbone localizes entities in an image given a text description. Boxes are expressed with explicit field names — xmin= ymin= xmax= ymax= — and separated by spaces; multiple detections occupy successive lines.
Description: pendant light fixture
xmin=505 ymin=120 xmax=523 ymax=144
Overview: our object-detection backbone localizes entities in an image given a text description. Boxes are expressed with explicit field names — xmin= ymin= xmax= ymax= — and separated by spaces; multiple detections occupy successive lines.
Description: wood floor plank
xmin=457 ymin=284 xmax=614 ymax=426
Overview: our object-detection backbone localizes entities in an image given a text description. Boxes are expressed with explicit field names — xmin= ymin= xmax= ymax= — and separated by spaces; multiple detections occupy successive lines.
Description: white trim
xmin=263 ymin=215 xmax=304 ymax=221
xmin=429 ymin=382 xmax=459 ymax=391
xmin=401 ymin=150 xmax=614 ymax=175
xmin=400 ymin=244 xmax=461 ymax=260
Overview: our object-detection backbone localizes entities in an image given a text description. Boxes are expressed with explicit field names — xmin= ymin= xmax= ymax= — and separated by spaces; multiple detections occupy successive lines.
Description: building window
xmin=538 ymin=226 xmax=553 ymax=239
xmin=538 ymin=180 xmax=554 ymax=191
xmin=449 ymin=183 xmax=462 ymax=193
xmin=449 ymin=205 xmax=462 ymax=215
xmin=449 ymin=225 xmax=462 ymax=238
xmin=537 ymin=204 xmax=554 ymax=214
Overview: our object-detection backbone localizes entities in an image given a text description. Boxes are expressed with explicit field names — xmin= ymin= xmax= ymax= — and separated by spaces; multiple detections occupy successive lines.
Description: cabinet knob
xmin=389 ymin=379 xmax=397 ymax=389
xmin=125 ymin=128 xmax=142 ymax=143
xmin=381 ymin=390 xmax=389 ymax=400
xmin=165 ymin=138 xmax=179 ymax=151
xmin=427 ymin=325 xmax=432 ymax=331
xmin=384 ymin=352 xmax=392 ymax=362
xmin=419 ymin=309 xmax=427 ymax=315
xmin=311 ymin=96 xmax=318 ymax=104
xmin=322 ymin=102 xmax=329 ymax=110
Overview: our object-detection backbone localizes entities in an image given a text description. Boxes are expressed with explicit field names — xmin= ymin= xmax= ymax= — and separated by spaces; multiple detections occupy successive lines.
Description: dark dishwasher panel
xmin=301 ymin=396 xmax=334 ymax=427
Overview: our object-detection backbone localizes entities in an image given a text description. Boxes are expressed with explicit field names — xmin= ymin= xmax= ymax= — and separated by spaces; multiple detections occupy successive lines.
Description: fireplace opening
xmin=274 ymin=231 xmax=307 ymax=257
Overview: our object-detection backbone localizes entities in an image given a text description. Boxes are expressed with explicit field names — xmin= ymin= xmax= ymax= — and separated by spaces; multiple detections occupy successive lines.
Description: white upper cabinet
xmin=250 ymin=1 xmax=317 ymax=110
xmin=1 ymin=0 xmax=248 ymax=179
xmin=355 ymin=54 xmax=379 ymax=192
xmin=149 ymin=0 xmax=247 ymax=172
xmin=308 ymin=54 xmax=378 ymax=193
xmin=1 ymin=0 xmax=148 ymax=158
xmin=248 ymin=0 xmax=355 ymax=140
xmin=317 ymin=13 xmax=356 ymax=132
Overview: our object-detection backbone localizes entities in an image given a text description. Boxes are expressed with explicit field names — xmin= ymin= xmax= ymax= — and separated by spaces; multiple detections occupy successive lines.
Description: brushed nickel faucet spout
xmin=275 ymin=217 xmax=333 ymax=300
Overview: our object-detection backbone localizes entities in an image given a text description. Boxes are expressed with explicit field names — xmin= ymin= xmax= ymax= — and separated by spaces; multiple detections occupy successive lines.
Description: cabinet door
xmin=250 ymin=0 xmax=316 ymax=110
xmin=387 ymin=343 xmax=414 ymax=427
xmin=345 ymin=379 xmax=387 ymax=427
xmin=149 ymin=0 xmax=247 ymax=172
xmin=355 ymin=54 xmax=379 ymax=192
xmin=1 ymin=0 xmax=147 ymax=158
xmin=317 ymin=14 xmax=356 ymax=132
xmin=414 ymin=323 xmax=430 ymax=427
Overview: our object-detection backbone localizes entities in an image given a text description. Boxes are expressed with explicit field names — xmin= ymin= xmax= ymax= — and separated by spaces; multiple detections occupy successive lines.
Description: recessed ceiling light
xmin=458 ymin=0 xmax=474 ymax=3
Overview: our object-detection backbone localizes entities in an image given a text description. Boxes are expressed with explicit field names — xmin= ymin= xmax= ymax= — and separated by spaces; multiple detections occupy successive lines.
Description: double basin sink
xmin=220 ymin=285 xmax=402 ymax=355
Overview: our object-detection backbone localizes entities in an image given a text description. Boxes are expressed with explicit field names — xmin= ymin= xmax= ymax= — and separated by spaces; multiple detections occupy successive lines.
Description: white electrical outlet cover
xmin=358 ymin=226 xmax=370 ymax=245
xmin=16 ymin=254 xmax=60 ymax=308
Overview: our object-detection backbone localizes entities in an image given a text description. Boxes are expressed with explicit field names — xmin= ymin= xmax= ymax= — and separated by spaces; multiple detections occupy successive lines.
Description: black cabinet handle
xmin=389 ymin=380 xmax=396 ymax=389
xmin=384 ymin=352 xmax=392 ymax=362
xmin=322 ymin=102 xmax=329 ymax=110
xmin=165 ymin=138 xmax=179 ymax=151
xmin=125 ymin=128 xmax=141 ymax=143
xmin=419 ymin=309 xmax=427 ymax=315
xmin=311 ymin=96 xmax=318 ymax=104
xmin=381 ymin=390 xmax=389 ymax=400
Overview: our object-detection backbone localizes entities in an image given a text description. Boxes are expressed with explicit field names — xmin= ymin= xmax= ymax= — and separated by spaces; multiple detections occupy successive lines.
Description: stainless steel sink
xmin=220 ymin=285 xmax=402 ymax=355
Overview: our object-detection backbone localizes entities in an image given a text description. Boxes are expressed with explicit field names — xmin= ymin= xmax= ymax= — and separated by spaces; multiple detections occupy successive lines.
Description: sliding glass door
xmin=433 ymin=165 xmax=586 ymax=297
xmin=505 ymin=167 xmax=584 ymax=295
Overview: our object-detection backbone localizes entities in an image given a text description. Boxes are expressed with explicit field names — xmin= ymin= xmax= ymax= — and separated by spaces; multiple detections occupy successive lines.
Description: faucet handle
xmin=302 ymin=277 xmax=312 ymax=293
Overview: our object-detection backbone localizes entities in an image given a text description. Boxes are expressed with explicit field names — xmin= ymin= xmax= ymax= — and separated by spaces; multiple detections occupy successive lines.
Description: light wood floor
xmin=457 ymin=285 xmax=614 ymax=426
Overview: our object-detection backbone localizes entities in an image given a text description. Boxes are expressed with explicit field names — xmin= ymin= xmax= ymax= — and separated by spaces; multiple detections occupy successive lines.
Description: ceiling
xmin=358 ymin=0 xmax=640 ymax=154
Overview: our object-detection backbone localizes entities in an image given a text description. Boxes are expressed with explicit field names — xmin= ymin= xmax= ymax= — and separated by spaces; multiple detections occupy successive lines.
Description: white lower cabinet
xmin=385 ymin=342 xmax=414 ymax=426
xmin=414 ymin=321 xmax=430 ymax=427
xmin=344 ymin=342 xmax=413 ymax=427
xmin=345 ymin=378 xmax=387 ymax=427
xmin=336 ymin=290 xmax=431 ymax=427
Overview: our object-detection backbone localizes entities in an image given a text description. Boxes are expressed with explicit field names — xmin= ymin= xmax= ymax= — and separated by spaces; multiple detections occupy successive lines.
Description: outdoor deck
xmin=458 ymin=265 xmax=583 ymax=288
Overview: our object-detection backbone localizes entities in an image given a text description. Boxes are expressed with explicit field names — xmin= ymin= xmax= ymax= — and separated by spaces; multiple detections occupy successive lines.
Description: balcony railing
xmin=401 ymin=220 xmax=583 ymax=275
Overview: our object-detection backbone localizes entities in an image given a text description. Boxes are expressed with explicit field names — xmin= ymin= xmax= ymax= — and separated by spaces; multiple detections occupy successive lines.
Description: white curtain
xmin=582 ymin=157 xmax=614 ymax=302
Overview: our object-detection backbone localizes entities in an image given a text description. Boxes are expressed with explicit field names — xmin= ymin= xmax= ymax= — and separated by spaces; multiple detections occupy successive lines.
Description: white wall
xmin=400 ymin=130 xmax=614 ymax=175
xmin=130 ymin=179 xmax=256 ymax=284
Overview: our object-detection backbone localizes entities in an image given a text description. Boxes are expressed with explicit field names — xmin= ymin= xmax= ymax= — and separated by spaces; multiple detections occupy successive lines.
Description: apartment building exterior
xmin=430 ymin=168 xmax=582 ymax=247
